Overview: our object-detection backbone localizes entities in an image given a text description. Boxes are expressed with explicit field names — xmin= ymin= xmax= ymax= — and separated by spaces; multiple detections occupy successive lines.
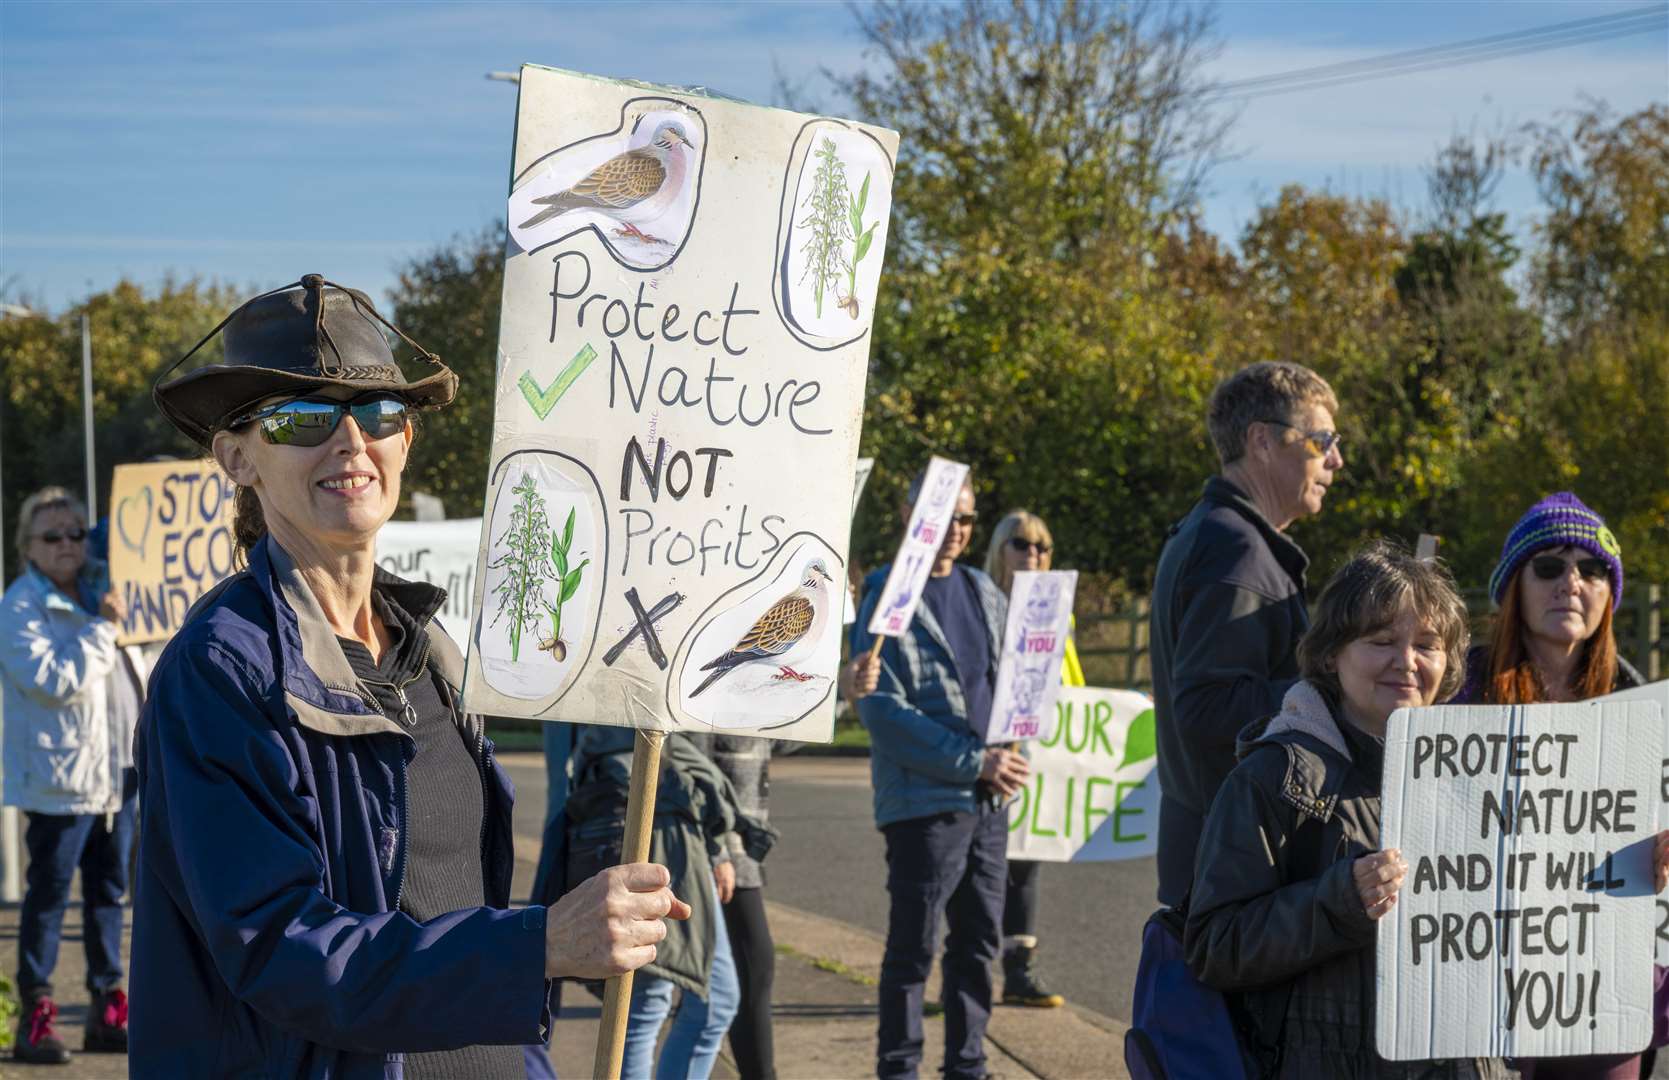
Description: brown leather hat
xmin=154 ymin=274 xmax=457 ymax=446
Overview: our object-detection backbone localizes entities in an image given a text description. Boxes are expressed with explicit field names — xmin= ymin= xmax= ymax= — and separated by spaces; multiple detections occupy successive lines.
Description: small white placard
xmin=987 ymin=570 xmax=1077 ymax=742
xmin=864 ymin=456 xmax=969 ymax=638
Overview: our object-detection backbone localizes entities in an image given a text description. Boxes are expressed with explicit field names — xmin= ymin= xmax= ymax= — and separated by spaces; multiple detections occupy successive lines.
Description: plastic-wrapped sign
xmin=864 ymin=455 xmax=969 ymax=639
xmin=987 ymin=570 xmax=1078 ymax=742
xmin=465 ymin=64 xmax=898 ymax=742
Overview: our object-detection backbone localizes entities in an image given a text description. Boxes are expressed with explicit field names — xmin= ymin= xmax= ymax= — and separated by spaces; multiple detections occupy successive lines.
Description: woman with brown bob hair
xmin=1185 ymin=540 xmax=1515 ymax=1078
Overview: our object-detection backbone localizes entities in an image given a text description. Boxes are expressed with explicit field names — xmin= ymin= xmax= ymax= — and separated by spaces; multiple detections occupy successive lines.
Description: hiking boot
xmin=14 ymin=993 xmax=72 ymax=1065
xmin=1001 ymin=945 xmax=1065 ymax=1008
xmin=84 ymin=988 xmax=129 ymax=1053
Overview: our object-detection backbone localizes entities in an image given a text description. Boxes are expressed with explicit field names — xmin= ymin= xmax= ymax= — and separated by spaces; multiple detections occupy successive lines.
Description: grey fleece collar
xmin=1263 ymin=681 xmax=1351 ymax=759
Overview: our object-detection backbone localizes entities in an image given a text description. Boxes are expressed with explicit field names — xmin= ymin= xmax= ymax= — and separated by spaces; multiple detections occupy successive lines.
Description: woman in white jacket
xmin=0 ymin=486 xmax=134 ymax=1064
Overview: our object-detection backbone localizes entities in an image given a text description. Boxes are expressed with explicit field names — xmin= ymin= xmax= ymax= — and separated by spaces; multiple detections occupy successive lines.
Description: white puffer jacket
xmin=0 ymin=566 xmax=125 ymax=814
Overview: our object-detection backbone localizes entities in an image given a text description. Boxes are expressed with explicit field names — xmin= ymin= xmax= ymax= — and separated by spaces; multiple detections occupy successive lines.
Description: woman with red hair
xmin=1452 ymin=492 xmax=1651 ymax=1080
xmin=1452 ymin=492 xmax=1640 ymax=707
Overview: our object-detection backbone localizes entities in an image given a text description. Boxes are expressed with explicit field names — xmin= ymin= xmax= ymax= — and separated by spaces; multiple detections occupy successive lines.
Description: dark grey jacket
xmin=1185 ymin=683 xmax=1509 ymax=1080
xmin=565 ymin=728 xmax=775 ymax=996
xmin=1150 ymin=476 xmax=1310 ymax=905
xmin=689 ymin=734 xmax=771 ymax=889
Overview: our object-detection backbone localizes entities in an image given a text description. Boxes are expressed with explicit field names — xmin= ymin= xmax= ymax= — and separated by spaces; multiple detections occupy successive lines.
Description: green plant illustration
xmin=488 ymin=473 xmax=558 ymax=662
xmin=538 ymin=506 xmax=590 ymax=662
xmin=841 ymin=171 xmax=878 ymax=319
xmin=797 ymin=137 xmax=852 ymax=318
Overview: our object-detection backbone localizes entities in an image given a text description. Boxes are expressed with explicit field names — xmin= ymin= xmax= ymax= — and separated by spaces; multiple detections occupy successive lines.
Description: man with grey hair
xmin=1149 ymin=361 xmax=1344 ymax=906
xmin=852 ymin=465 xmax=1028 ymax=1080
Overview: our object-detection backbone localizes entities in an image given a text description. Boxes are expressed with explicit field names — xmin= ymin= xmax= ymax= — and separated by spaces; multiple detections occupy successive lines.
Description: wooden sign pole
xmin=592 ymin=728 xmax=666 ymax=1080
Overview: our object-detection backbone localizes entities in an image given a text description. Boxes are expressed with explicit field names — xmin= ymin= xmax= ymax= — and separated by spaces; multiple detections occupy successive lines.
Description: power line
xmin=1216 ymin=5 xmax=1663 ymax=93
xmin=1207 ymin=5 xmax=1667 ymax=102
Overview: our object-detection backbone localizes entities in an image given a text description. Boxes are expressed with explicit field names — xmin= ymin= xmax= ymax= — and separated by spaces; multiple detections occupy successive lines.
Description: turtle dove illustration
xmin=518 ymin=119 xmax=696 ymax=245
xmin=690 ymin=558 xmax=834 ymax=698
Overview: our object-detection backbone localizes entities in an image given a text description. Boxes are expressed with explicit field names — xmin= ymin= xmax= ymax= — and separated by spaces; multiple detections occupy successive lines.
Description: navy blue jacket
xmin=130 ymin=537 xmax=549 ymax=1077
xmin=850 ymin=564 xmax=1007 ymax=828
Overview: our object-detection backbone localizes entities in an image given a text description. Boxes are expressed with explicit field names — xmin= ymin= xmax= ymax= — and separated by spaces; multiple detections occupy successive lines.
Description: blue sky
xmin=2 ymin=1 xmax=1664 ymax=312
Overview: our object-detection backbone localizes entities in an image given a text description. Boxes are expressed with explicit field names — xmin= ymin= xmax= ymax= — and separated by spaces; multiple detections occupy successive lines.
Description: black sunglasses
xmin=951 ymin=512 xmax=979 ymax=527
xmin=1008 ymin=537 xmax=1051 ymax=555
xmin=1529 ymin=555 xmax=1609 ymax=583
xmin=33 ymin=528 xmax=87 ymax=545
xmin=230 ymin=393 xmax=409 ymax=447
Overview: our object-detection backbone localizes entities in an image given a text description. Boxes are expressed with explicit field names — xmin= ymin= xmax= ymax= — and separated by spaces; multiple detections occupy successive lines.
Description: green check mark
xmin=519 ymin=343 xmax=597 ymax=421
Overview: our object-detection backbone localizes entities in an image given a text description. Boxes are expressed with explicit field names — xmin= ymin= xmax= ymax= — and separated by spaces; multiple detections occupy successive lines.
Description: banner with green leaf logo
xmin=1006 ymin=686 xmax=1160 ymax=862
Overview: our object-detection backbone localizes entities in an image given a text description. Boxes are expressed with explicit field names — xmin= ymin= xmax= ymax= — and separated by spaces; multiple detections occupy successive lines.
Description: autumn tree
xmin=834 ymin=0 xmax=1233 ymax=588
xmin=387 ymin=223 xmax=505 ymax=518
xmin=1 ymin=279 xmax=234 ymax=580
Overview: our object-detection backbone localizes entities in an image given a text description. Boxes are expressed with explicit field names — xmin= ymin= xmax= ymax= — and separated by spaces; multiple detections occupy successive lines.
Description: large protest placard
xmin=377 ymin=519 xmax=482 ymax=637
xmin=1007 ymin=687 xmax=1160 ymax=862
xmin=462 ymin=65 xmax=897 ymax=743
xmin=1596 ymin=679 xmax=1669 ymax=961
xmin=988 ymin=570 xmax=1077 ymax=742
xmin=865 ymin=455 xmax=968 ymax=639
xmin=107 ymin=460 xmax=238 ymax=644
xmin=1377 ymin=702 xmax=1663 ymax=1061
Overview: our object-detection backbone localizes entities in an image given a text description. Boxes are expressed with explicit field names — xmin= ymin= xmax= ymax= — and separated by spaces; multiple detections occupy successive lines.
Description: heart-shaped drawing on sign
xmin=115 ymin=486 xmax=153 ymax=559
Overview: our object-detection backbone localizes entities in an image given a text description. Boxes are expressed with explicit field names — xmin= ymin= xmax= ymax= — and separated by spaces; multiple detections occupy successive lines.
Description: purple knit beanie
xmin=1488 ymin=492 xmax=1623 ymax=608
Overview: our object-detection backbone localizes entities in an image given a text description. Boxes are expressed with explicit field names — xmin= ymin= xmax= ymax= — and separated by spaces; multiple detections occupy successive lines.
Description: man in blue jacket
xmin=852 ymin=469 xmax=1030 ymax=1080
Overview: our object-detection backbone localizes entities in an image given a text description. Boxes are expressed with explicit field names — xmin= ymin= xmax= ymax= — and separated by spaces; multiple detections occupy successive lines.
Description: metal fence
xmin=1077 ymin=583 xmax=1665 ymax=693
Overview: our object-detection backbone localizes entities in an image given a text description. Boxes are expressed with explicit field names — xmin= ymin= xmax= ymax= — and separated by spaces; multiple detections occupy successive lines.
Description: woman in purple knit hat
xmin=1453 ymin=491 xmax=1641 ymax=707
xmin=1452 ymin=492 xmax=1657 ymax=1080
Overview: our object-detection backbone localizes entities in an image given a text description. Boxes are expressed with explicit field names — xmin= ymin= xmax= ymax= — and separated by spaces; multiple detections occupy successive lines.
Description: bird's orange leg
xmin=613 ymin=222 xmax=673 ymax=247
xmin=774 ymin=666 xmax=814 ymax=682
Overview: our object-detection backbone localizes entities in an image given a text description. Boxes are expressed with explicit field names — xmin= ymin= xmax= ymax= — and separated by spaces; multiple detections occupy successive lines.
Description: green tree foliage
xmin=387 ymin=222 xmax=505 ymax=519
xmin=1 ymin=278 xmax=235 ymax=580
xmin=834 ymin=0 xmax=1231 ymax=587
xmin=1517 ymin=104 xmax=1669 ymax=585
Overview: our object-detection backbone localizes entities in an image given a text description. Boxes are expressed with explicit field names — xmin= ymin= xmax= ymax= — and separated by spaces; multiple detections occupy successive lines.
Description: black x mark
xmin=603 ymin=588 xmax=684 ymax=669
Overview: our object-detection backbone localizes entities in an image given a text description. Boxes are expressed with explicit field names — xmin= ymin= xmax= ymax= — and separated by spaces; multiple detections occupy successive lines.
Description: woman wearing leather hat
xmin=129 ymin=276 xmax=690 ymax=1078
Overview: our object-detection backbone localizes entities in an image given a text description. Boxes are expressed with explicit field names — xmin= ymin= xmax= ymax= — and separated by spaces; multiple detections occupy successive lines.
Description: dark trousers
xmin=723 ymin=886 xmax=777 ymax=1080
xmin=18 ymin=768 xmax=137 ymax=999
xmin=1003 ymin=858 xmax=1040 ymax=939
xmin=878 ymin=804 xmax=1007 ymax=1080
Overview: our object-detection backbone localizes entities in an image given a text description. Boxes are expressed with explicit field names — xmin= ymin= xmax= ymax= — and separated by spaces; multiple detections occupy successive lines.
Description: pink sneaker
xmin=14 ymin=994 xmax=71 ymax=1065
xmin=84 ymin=988 xmax=128 ymax=1053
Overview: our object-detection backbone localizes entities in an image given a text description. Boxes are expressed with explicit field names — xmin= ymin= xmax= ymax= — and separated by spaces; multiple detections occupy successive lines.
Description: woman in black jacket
xmin=1184 ymin=541 xmax=1508 ymax=1079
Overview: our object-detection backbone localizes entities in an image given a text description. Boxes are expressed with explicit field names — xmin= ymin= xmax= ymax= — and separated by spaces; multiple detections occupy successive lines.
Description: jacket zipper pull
xmin=394 ymin=686 xmax=416 ymax=726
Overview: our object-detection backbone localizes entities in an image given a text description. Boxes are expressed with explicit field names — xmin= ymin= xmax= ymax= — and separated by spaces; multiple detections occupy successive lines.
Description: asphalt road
xmin=764 ymin=755 xmax=1156 ymax=1025
xmin=501 ymin=749 xmax=1156 ymax=1026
